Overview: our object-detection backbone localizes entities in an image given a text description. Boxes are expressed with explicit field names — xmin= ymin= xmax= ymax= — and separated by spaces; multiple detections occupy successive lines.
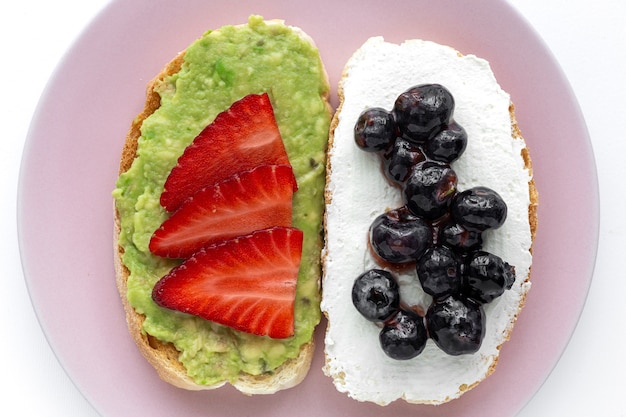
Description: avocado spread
xmin=113 ymin=16 xmax=330 ymax=385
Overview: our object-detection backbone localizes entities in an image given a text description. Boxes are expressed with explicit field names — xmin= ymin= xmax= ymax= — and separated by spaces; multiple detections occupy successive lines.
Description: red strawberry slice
xmin=150 ymin=164 xmax=296 ymax=259
xmin=160 ymin=93 xmax=294 ymax=212
xmin=152 ymin=227 xmax=303 ymax=339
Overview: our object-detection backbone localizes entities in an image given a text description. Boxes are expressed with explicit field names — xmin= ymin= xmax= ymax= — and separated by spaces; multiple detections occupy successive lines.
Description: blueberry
xmin=426 ymin=296 xmax=485 ymax=355
xmin=354 ymin=107 xmax=397 ymax=153
xmin=424 ymin=121 xmax=467 ymax=163
xmin=403 ymin=161 xmax=457 ymax=220
xmin=379 ymin=309 xmax=428 ymax=360
xmin=370 ymin=207 xmax=432 ymax=264
xmin=382 ymin=137 xmax=426 ymax=184
xmin=439 ymin=222 xmax=483 ymax=253
xmin=463 ymin=251 xmax=516 ymax=304
xmin=393 ymin=84 xmax=455 ymax=144
xmin=451 ymin=187 xmax=508 ymax=231
xmin=352 ymin=269 xmax=400 ymax=322
xmin=416 ymin=245 xmax=463 ymax=299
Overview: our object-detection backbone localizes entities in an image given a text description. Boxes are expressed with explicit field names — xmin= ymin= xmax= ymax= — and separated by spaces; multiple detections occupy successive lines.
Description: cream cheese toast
xmin=322 ymin=37 xmax=537 ymax=405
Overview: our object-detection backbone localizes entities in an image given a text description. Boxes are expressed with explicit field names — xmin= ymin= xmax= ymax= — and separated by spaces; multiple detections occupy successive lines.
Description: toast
xmin=113 ymin=16 xmax=331 ymax=394
xmin=321 ymin=37 xmax=538 ymax=405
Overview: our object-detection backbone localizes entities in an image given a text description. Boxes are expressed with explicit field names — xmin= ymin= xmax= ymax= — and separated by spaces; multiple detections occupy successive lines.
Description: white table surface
xmin=2 ymin=1 xmax=624 ymax=416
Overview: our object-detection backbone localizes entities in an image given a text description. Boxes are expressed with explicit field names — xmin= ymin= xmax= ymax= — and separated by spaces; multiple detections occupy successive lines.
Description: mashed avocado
xmin=113 ymin=16 xmax=330 ymax=385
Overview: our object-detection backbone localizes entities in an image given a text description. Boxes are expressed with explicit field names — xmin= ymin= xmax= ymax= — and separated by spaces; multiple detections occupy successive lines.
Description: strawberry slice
xmin=160 ymin=93 xmax=293 ymax=212
xmin=152 ymin=227 xmax=302 ymax=339
xmin=149 ymin=164 xmax=296 ymax=259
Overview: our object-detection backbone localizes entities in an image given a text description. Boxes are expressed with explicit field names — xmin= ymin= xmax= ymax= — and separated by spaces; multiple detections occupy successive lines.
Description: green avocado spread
xmin=112 ymin=16 xmax=330 ymax=385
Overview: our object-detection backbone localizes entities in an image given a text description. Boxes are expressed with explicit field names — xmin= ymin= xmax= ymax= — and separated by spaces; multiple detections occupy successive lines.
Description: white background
xmin=2 ymin=1 xmax=624 ymax=416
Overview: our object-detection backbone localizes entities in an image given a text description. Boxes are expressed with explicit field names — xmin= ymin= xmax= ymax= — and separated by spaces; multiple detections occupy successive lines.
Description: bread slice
xmin=321 ymin=37 xmax=537 ymax=405
xmin=113 ymin=17 xmax=331 ymax=394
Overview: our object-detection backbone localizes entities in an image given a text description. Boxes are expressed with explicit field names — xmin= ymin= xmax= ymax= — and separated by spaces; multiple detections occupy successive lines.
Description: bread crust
xmin=321 ymin=41 xmax=538 ymax=405
xmin=113 ymin=23 xmax=326 ymax=393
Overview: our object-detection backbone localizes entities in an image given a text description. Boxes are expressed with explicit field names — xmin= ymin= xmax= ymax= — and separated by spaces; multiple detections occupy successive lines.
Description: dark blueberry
xmin=354 ymin=107 xmax=397 ymax=153
xmin=426 ymin=296 xmax=485 ymax=355
xmin=403 ymin=161 xmax=457 ymax=220
xmin=463 ymin=251 xmax=516 ymax=304
xmin=423 ymin=121 xmax=468 ymax=163
xmin=439 ymin=222 xmax=483 ymax=253
xmin=451 ymin=187 xmax=508 ymax=231
xmin=416 ymin=245 xmax=463 ymax=299
xmin=352 ymin=269 xmax=400 ymax=322
xmin=379 ymin=309 xmax=428 ymax=360
xmin=393 ymin=84 xmax=455 ymax=144
xmin=370 ymin=207 xmax=432 ymax=264
xmin=382 ymin=137 xmax=426 ymax=184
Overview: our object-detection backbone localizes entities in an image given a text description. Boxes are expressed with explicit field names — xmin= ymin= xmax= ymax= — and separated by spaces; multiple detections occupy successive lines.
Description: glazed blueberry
xmin=403 ymin=161 xmax=457 ymax=220
xmin=426 ymin=296 xmax=485 ymax=355
xmin=379 ymin=309 xmax=428 ymax=360
xmin=352 ymin=269 xmax=400 ymax=322
xmin=350 ymin=84 xmax=519 ymax=360
xmin=416 ymin=245 xmax=463 ymax=299
xmin=370 ymin=207 xmax=432 ymax=264
xmin=463 ymin=251 xmax=516 ymax=304
xmin=382 ymin=137 xmax=426 ymax=184
xmin=451 ymin=187 xmax=508 ymax=231
xmin=439 ymin=222 xmax=483 ymax=253
xmin=354 ymin=107 xmax=397 ymax=152
xmin=423 ymin=121 xmax=468 ymax=163
xmin=393 ymin=84 xmax=455 ymax=144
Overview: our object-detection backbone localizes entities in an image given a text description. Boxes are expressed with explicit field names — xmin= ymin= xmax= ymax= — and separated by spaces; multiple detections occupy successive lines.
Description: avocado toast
xmin=113 ymin=16 xmax=331 ymax=393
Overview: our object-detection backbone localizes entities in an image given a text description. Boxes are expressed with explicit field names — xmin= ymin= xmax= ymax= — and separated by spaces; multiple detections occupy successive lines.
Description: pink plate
xmin=18 ymin=0 xmax=598 ymax=416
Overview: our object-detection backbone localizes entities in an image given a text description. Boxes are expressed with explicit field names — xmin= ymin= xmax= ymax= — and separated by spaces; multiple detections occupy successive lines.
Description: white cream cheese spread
xmin=321 ymin=37 xmax=533 ymax=405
